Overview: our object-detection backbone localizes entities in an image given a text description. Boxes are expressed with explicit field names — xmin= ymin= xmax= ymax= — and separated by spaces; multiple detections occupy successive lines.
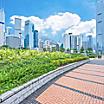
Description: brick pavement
xmin=36 ymin=64 xmax=104 ymax=104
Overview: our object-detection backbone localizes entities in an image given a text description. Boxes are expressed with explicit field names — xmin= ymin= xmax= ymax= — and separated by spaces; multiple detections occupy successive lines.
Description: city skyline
xmin=1 ymin=0 xmax=96 ymax=42
xmin=0 ymin=1 xmax=104 ymax=104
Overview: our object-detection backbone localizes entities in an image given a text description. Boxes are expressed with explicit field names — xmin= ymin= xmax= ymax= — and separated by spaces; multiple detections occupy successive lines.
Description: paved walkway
xmin=21 ymin=60 xmax=104 ymax=104
xmin=89 ymin=59 xmax=104 ymax=65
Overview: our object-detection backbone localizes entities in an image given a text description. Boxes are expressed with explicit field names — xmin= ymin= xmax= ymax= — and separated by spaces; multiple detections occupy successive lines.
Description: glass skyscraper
xmin=14 ymin=18 xmax=21 ymax=37
xmin=96 ymin=0 xmax=104 ymax=54
xmin=0 ymin=9 xmax=5 ymax=46
xmin=24 ymin=20 xmax=38 ymax=49
xmin=87 ymin=35 xmax=92 ymax=49
xmin=33 ymin=30 xmax=38 ymax=48
xmin=63 ymin=34 xmax=71 ymax=50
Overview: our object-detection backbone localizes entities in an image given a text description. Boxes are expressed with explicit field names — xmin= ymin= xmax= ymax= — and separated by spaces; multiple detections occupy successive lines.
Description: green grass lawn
xmin=0 ymin=48 xmax=88 ymax=94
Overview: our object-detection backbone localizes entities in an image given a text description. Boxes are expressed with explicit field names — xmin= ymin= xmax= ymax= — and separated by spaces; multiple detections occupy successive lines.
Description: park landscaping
xmin=0 ymin=48 xmax=88 ymax=94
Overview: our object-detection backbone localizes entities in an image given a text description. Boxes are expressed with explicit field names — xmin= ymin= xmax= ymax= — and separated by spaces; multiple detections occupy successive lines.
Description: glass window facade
xmin=96 ymin=0 xmax=104 ymax=53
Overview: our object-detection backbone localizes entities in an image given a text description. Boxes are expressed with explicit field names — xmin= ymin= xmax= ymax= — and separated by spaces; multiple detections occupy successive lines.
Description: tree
xmin=43 ymin=48 xmax=46 ymax=52
xmin=67 ymin=48 xmax=70 ymax=53
xmin=52 ymin=47 xmax=56 ymax=52
xmin=0 ymin=45 xmax=11 ymax=49
xmin=47 ymin=47 xmax=50 ymax=52
xmin=73 ymin=48 xmax=77 ymax=53
xmin=87 ymin=48 xmax=93 ymax=53
xmin=59 ymin=43 xmax=65 ymax=52
xmin=80 ymin=47 xmax=84 ymax=53
xmin=60 ymin=47 xmax=65 ymax=52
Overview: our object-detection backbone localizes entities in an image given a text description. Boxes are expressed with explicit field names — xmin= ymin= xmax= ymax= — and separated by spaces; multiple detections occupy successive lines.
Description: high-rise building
xmin=82 ymin=41 xmax=88 ymax=50
xmin=0 ymin=9 xmax=5 ymax=46
xmin=14 ymin=18 xmax=22 ymax=37
xmin=87 ymin=35 xmax=93 ymax=49
xmin=76 ymin=35 xmax=81 ymax=51
xmin=56 ymin=43 xmax=60 ymax=51
xmin=44 ymin=40 xmax=50 ymax=50
xmin=5 ymin=27 xmax=12 ymax=45
xmin=14 ymin=18 xmax=22 ymax=48
xmin=63 ymin=33 xmax=72 ymax=50
xmin=33 ymin=30 xmax=38 ymax=48
xmin=71 ymin=35 xmax=77 ymax=49
xmin=96 ymin=0 xmax=104 ymax=53
xmin=24 ymin=20 xmax=34 ymax=49
xmin=24 ymin=33 xmax=29 ymax=48
xmin=63 ymin=33 xmax=81 ymax=52
xmin=6 ymin=35 xmax=21 ymax=48
xmin=39 ymin=39 xmax=43 ymax=51
xmin=5 ymin=27 xmax=12 ymax=35
xmin=24 ymin=20 xmax=38 ymax=49
xmin=80 ymin=34 xmax=88 ymax=50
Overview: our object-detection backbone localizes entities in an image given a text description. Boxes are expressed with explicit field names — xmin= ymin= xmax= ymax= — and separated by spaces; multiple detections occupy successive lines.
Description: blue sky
xmin=2 ymin=0 xmax=96 ymax=42
xmin=5 ymin=0 xmax=96 ymax=24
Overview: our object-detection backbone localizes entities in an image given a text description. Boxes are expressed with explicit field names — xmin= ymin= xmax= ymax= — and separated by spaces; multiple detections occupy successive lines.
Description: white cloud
xmin=45 ymin=12 xmax=81 ymax=34
xmin=10 ymin=15 xmax=44 ymax=32
xmin=10 ymin=12 xmax=80 ymax=34
xmin=65 ymin=19 xmax=96 ymax=37
xmin=10 ymin=12 xmax=96 ymax=37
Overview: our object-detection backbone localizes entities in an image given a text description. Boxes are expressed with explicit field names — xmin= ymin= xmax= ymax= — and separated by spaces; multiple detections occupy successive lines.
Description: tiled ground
xmin=36 ymin=64 xmax=104 ymax=104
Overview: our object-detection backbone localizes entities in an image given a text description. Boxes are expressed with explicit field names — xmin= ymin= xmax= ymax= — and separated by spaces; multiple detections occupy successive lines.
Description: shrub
xmin=0 ymin=49 xmax=88 ymax=94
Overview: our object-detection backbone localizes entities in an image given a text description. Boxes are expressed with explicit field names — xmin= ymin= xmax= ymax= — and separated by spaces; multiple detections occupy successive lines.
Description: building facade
xmin=0 ymin=9 xmax=5 ymax=46
xmin=87 ymin=35 xmax=93 ymax=49
xmin=80 ymin=34 xmax=88 ymax=50
xmin=24 ymin=20 xmax=34 ymax=49
xmin=71 ymin=35 xmax=79 ymax=50
xmin=6 ymin=35 xmax=21 ymax=48
xmin=39 ymin=39 xmax=43 ymax=51
xmin=5 ymin=27 xmax=12 ymax=35
xmin=96 ymin=0 xmax=104 ymax=53
xmin=63 ymin=33 xmax=81 ymax=52
xmin=63 ymin=33 xmax=72 ymax=50
xmin=24 ymin=20 xmax=38 ymax=49
xmin=33 ymin=30 xmax=38 ymax=48
xmin=44 ymin=40 xmax=51 ymax=51
xmin=14 ymin=18 xmax=22 ymax=37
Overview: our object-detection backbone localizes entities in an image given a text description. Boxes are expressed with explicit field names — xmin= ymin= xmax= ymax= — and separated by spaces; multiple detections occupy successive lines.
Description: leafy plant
xmin=0 ymin=49 xmax=88 ymax=94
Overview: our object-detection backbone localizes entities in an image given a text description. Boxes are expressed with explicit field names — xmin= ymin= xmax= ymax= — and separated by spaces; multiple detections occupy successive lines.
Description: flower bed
xmin=0 ymin=49 xmax=88 ymax=94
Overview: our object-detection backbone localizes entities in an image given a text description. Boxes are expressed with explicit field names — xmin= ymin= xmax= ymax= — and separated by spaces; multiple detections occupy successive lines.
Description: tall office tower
xmin=44 ymin=40 xmax=51 ymax=50
xmin=63 ymin=33 xmax=72 ymax=50
xmin=80 ymin=34 xmax=84 ymax=49
xmin=76 ymin=35 xmax=81 ymax=51
xmin=96 ymin=0 xmax=104 ymax=53
xmin=39 ymin=39 xmax=43 ymax=51
xmin=56 ymin=43 xmax=60 ymax=51
xmin=69 ymin=35 xmax=80 ymax=52
xmin=0 ymin=9 xmax=5 ymax=46
xmin=5 ymin=27 xmax=12 ymax=35
xmin=24 ymin=20 xmax=36 ymax=49
xmin=6 ymin=35 xmax=21 ymax=48
xmin=87 ymin=35 xmax=93 ymax=49
xmin=14 ymin=18 xmax=22 ymax=37
xmin=71 ymin=35 xmax=77 ymax=49
xmin=80 ymin=34 xmax=88 ymax=50
xmin=33 ymin=30 xmax=38 ymax=48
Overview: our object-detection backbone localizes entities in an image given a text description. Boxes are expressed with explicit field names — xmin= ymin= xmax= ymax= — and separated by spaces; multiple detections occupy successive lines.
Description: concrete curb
xmin=0 ymin=59 xmax=89 ymax=104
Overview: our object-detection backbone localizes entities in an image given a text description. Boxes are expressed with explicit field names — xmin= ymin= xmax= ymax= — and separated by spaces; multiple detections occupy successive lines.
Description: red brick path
xmin=36 ymin=64 xmax=104 ymax=104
